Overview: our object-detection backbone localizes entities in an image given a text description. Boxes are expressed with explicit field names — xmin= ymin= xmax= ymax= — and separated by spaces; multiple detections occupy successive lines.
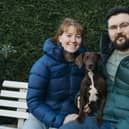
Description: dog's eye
xmin=85 ymin=55 xmax=89 ymax=59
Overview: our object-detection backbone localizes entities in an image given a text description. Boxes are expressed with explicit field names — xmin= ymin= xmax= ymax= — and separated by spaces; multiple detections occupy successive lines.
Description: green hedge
xmin=0 ymin=0 xmax=129 ymax=81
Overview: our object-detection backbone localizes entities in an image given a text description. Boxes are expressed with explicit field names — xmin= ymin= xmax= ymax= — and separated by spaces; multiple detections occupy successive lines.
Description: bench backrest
xmin=0 ymin=80 xmax=29 ymax=129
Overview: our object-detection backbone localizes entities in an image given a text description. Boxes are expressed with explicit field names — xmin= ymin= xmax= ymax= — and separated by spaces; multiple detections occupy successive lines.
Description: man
xmin=99 ymin=5 xmax=129 ymax=129
xmin=59 ymin=6 xmax=129 ymax=129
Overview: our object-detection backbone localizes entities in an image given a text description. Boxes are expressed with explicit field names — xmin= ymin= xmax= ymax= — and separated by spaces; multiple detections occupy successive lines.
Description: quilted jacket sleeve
xmin=27 ymin=57 xmax=65 ymax=128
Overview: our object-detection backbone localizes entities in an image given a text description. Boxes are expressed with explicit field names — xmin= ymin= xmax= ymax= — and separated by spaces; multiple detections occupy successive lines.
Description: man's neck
xmin=116 ymin=49 xmax=129 ymax=54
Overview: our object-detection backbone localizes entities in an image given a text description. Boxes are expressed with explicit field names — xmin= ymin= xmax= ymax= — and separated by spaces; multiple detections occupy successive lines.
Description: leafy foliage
xmin=0 ymin=0 xmax=129 ymax=81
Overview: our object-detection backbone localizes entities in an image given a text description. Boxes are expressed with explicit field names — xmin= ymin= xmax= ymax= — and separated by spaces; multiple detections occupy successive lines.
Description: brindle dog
xmin=75 ymin=52 xmax=106 ymax=125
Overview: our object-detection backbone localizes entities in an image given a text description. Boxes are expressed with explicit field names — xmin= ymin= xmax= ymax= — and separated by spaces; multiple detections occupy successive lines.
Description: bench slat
xmin=0 ymin=110 xmax=29 ymax=119
xmin=0 ymin=99 xmax=27 ymax=109
xmin=0 ymin=126 xmax=17 ymax=129
xmin=0 ymin=80 xmax=28 ymax=129
xmin=0 ymin=90 xmax=27 ymax=99
xmin=3 ymin=80 xmax=28 ymax=89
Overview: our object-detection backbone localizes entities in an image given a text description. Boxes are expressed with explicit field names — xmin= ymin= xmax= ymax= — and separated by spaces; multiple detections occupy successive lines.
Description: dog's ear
xmin=75 ymin=53 xmax=84 ymax=68
xmin=96 ymin=52 xmax=101 ymax=59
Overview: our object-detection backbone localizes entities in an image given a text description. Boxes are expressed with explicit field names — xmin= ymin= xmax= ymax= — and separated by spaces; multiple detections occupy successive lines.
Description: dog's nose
xmin=87 ymin=64 xmax=95 ymax=71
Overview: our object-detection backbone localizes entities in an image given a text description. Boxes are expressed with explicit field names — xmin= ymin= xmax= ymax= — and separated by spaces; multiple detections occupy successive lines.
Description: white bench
xmin=0 ymin=80 xmax=29 ymax=129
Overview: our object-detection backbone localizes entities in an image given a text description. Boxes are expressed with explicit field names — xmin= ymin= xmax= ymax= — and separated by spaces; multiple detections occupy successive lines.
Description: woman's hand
xmin=77 ymin=96 xmax=81 ymax=109
xmin=63 ymin=114 xmax=78 ymax=124
xmin=77 ymin=96 xmax=91 ymax=114
xmin=83 ymin=104 xmax=91 ymax=114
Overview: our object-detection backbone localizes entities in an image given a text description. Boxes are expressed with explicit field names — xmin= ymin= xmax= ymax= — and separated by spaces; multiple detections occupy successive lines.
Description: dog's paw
xmin=96 ymin=117 xmax=102 ymax=126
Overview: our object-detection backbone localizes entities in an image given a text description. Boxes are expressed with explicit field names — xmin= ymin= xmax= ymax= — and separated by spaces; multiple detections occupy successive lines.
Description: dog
xmin=75 ymin=52 xmax=106 ymax=125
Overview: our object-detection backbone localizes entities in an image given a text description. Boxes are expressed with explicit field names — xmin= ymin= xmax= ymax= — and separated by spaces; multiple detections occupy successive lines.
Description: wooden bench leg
xmin=17 ymin=119 xmax=24 ymax=129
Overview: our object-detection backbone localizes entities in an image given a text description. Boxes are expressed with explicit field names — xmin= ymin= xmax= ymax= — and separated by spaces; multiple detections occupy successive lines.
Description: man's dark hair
xmin=106 ymin=6 xmax=129 ymax=21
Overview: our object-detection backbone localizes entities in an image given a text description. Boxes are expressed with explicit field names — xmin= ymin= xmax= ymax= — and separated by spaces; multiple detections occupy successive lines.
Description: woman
xmin=22 ymin=18 xmax=86 ymax=129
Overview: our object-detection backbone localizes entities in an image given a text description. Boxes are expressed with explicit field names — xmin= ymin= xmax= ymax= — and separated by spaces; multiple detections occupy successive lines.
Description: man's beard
xmin=113 ymin=34 xmax=129 ymax=51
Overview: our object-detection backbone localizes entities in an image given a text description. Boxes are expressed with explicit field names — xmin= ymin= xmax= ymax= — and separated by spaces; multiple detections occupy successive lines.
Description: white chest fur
xmin=88 ymin=71 xmax=98 ymax=103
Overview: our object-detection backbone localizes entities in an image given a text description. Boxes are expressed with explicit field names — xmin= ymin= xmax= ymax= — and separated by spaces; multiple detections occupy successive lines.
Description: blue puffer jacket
xmin=27 ymin=39 xmax=85 ymax=128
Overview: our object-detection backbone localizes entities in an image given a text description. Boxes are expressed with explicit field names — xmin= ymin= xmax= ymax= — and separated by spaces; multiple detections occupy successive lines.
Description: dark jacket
xmin=100 ymin=32 xmax=129 ymax=129
xmin=27 ymin=39 xmax=85 ymax=128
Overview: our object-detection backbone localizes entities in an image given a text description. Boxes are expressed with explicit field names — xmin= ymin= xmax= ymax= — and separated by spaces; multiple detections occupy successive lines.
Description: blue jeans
xmin=22 ymin=113 xmax=57 ymax=129
xmin=59 ymin=116 xmax=115 ymax=129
